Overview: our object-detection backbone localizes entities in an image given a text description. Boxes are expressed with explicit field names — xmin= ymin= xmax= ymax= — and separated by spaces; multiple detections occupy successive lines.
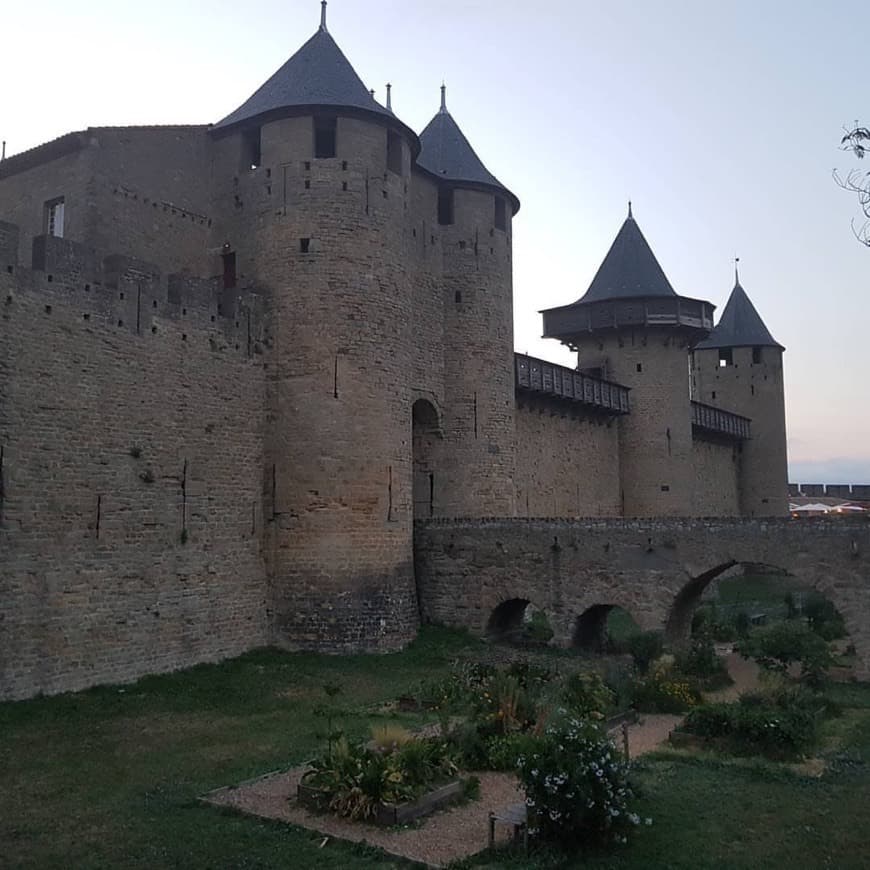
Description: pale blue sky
xmin=4 ymin=0 xmax=868 ymax=483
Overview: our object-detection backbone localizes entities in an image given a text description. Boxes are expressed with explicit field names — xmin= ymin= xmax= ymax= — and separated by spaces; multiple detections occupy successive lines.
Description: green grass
xmin=2 ymin=627 xmax=870 ymax=870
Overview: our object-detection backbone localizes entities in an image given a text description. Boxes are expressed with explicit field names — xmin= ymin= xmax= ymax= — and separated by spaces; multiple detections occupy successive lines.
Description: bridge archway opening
xmin=486 ymin=599 xmax=553 ymax=645
xmin=412 ymin=398 xmax=441 ymax=520
xmin=668 ymin=563 xmax=852 ymax=653
xmin=572 ymin=604 xmax=639 ymax=652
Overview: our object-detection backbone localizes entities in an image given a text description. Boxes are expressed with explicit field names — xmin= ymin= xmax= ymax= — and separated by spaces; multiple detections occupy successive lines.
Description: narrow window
xmin=437 ymin=187 xmax=454 ymax=226
xmin=314 ymin=116 xmax=337 ymax=159
xmin=221 ymin=250 xmax=237 ymax=290
xmin=636 ymin=363 xmax=642 ymax=373
xmin=752 ymin=346 xmax=762 ymax=364
xmin=386 ymin=130 xmax=403 ymax=175
xmin=719 ymin=348 xmax=733 ymax=367
xmin=242 ymin=126 xmax=262 ymax=170
xmin=494 ymin=196 xmax=506 ymax=231
xmin=44 ymin=197 xmax=65 ymax=238
xmin=299 ymin=238 xmax=310 ymax=253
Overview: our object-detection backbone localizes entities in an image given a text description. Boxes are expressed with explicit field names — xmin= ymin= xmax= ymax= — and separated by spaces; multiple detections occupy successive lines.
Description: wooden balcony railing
xmin=691 ymin=400 xmax=751 ymax=440
xmin=515 ymin=354 xmax=630 ymax=415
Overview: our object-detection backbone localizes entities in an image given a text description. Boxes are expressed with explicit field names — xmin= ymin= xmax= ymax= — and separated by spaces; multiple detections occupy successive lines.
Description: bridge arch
xmin=573 ymin=603 xmax=640 ymax=651
xmin=413 ymin=518 xmax=870 ymax=679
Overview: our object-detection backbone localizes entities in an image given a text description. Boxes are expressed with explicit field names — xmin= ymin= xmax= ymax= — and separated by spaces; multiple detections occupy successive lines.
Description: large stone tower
xmin=210 ymin=4 xmax=422 ymax=651
xmin=692 ymin=271 xmax=788 ymax=516
xmin=416 ymin=88 xmax=519 ymax=517
xmin=541 ymin=208 xmax=715 ymax=516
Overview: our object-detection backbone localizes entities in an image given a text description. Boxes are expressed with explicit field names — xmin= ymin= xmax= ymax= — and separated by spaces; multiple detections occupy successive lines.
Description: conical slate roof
xmin=576 ymin=208 xmax=676 ymax=303
xmin=214 ymin=18 xmax=396 ymax=132
xmin=696 ymin=280 xmax=783 ymax=350
xmin=418 ymin=89 xmax=519 ymax=213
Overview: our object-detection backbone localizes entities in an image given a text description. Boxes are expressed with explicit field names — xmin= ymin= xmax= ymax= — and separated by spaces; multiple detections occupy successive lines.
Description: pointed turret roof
xmin=696 ymin=278 xmax=783 ymax=350
xmin=576 ymin=206 xmax=676 ymax=303
xmin=213 ymin=4 xmax=415 ymax=148
xmin=417 ymin=86 xmax=520 ymax=213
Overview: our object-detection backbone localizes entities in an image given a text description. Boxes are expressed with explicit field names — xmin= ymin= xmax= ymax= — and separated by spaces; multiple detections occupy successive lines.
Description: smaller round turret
xmin=415 ymin=87 xmax=520 ymax=516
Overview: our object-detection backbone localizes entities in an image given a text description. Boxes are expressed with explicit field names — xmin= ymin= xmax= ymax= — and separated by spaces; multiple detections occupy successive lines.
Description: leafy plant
xmin=563 ymin=672 xmax=615 ymax=718
xmin=370 ymin=723 xmax=412 ymax=754
xmin=516 ymin=715 xmax=650 ymax=849
xmin=627 ymin=631 xmax=664 ymax=674
xmin=675 ymin=635 xmax=733 ymax=691
xmin=741 ymin=621 xmax=834 ymax=687
xmin=631 ymin=675 xmax=700 ymax=713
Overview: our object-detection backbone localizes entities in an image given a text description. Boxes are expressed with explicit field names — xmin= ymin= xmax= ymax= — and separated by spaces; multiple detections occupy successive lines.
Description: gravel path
xmin=204 ymin=768 xmax=523 ymax=868
xmin=203 ymin=716 xmax=679 ymax=868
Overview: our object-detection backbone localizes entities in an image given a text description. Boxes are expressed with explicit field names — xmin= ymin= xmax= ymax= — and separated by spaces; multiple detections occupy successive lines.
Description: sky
xmin=3 ymin=0 xmax=868 ymax=483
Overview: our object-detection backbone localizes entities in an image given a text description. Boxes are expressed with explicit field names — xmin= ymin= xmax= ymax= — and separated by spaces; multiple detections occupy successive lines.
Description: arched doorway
xmin=412 ymin=398 xmax=440 ymax=520
xmin=487 ymin=599 xmax=553 ymax=645
xmin=573 ymin=604 xmax=640 ymax=652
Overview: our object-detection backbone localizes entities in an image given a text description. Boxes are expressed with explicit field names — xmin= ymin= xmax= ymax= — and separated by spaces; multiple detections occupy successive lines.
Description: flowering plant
xmin=516 ymin=714 xmax=650 ymax=848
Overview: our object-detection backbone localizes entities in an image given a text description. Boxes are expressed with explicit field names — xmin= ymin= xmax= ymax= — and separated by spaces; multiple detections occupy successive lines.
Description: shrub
xmin=486 ymin=732 xmax=539 ymax=771
xmin=742 ymin=620 xmax=834 ymax=686
xmin=563 ymin=672 xmax=616 ymax=718
xmin=684 ymin=704 xmax=734 ymax=739
xmin=804 ymin=593 xmax=847 ymax=641
xmin=516 ymin=716 xmax=649 ymax=849
xmin=632 ymin=676 xmax=700 ymax=713
xmin=675 ymin=635 xmax=732 ymax=691
xmin=627 ymin=631 xmax=664 ymax=674
xmin=526 ymin=609 xmax=555 ymax=643
xmin=683 ymin=688 xmax=824 ymax=759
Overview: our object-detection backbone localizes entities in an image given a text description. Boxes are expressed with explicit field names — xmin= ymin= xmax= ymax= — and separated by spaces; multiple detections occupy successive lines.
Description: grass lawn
xmin=3 ymin=627 xmax=870 ymax=870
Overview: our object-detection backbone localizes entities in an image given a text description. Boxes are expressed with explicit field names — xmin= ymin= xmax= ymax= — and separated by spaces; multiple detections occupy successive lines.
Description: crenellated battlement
xmin=0 ymin=220 xmax=268 ymax=358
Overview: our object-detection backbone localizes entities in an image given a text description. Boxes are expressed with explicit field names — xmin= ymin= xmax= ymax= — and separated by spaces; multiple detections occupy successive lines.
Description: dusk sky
xmin=4 ymin=0 xmax=868 ymax=483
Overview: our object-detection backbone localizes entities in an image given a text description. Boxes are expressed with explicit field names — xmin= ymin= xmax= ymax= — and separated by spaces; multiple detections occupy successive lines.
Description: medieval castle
xmin=0 ymin=4 xmax=789 ymax=701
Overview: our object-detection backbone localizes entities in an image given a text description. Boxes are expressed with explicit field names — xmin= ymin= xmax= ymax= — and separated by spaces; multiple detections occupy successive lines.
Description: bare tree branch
xmin=836 ymin=122 xmax=870 ymax=246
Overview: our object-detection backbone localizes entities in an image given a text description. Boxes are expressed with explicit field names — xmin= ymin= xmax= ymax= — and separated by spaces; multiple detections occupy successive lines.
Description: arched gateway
xmin=414 ymin=517 xmax=870 ymax=679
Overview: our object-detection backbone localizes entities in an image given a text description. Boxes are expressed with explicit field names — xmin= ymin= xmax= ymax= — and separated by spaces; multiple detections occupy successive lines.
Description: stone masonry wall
xmin=414 ymin=517 xmax=870 ymax=679
xmin=690 ymin=436 xmax=741 ymax=516
xmin=0 ymin=225 xmax=268 ymax=701
xmin=0 ymin=128 xmax=215 ymax=278
xmin=514 ymin=399 xmax=621 ymax=516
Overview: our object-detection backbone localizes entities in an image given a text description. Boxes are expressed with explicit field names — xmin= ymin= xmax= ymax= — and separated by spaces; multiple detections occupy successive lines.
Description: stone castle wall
xmin=0 ymin=224 xmax=269 ymax=701
xmin=514 ymin=400 xmax=621 ymax=516
xmin=0 ymin=127 xmax=215 ymax=278
xmin=690 ymin=436 xmax=741 ymax=516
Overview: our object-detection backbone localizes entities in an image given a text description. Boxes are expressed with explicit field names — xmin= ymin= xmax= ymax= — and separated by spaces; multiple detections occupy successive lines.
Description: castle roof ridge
xmin=695 ymin=279 xmax=784 ymax=351
xmin=576 ymin=210 xmax=678 ymax=304
xmin=212 ymin=15 xmax=419 ymax=154
xmin=417 ymin=86 xmax=520 ymax=214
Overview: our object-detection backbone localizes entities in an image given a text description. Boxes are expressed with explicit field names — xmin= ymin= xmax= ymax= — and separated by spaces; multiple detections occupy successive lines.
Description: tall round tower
xmin=416 ymin=87 xmax=519 ymax=516
xmin=210 ymin=4 xmax=421 ymax=651
xmin=692 ymin=270 xmax=788 ymax=516
xmin=541 ymin=207 xmax=715 ymax=516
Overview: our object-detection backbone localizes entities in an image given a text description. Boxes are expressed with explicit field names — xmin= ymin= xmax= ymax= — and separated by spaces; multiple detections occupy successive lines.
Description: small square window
xmin=719 ymin=348 xmax=733 ymax=367
xmin=752 ymin=347 xmax=762 ymax=364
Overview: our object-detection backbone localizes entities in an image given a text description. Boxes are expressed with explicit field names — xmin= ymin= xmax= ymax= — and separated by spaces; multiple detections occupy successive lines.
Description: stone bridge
xmin=414 ymin=518 xmax=870 ymax=679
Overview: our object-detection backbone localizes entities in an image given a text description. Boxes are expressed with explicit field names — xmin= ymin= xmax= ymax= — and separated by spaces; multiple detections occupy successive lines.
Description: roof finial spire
xmin=440 ymin=82 xmax=447 ymax=113
xmin=734 ymin=255 xmax=741 ymax=286
xmin=627 ymin=200 xmax=633 ymax=219
xmin=320 ymin=0 xmax=328 ymax=31
xmin=386 ymin=83 xmax=392 ymax=111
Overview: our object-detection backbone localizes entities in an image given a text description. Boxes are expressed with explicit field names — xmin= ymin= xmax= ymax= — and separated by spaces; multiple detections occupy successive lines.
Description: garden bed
xmin=297 ymin=778 xmax=464 ymax=827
